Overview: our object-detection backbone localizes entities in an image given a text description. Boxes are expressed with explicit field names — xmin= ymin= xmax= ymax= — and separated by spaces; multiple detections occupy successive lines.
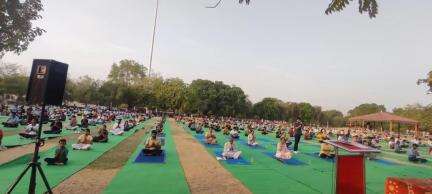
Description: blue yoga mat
xmin=238 ymin=140 xmax=265 ymax=149
xmin=194 ymin=135 xmax=223 ymax=148
xmin=134 ymin=150 xmax=166 ymax=163
xmin=373 ymin=158 xmax=398 ymax=166
xmin=214 ymin=150 xmax=251 ymax=165
xmin=304 ymin=152 xmax=334 ymax=163
xmin=263 ymin=152 xmax=306 ymax=166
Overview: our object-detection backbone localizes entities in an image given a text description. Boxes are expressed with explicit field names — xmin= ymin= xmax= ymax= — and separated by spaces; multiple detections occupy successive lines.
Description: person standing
xmin=293 ymin=117 xmax=303 ymax=154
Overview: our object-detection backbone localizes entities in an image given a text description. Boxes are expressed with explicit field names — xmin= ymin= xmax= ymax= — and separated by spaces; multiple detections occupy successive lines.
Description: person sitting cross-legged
xmin=19 ymin=118 xmax=39 ymax=139
xmin=3 ymin=112 xmax=20 ymax=127
xmin=222 ymin=137 xmax=242 ymax=160
xmin=142 ymin=130 xmax=162 ymax=156
xmin=319 ymin=138 xmax=335 ymax=159
xmin=93 ymin=124 xmax=109 ymax=143
xmin=408 ymin=144 xmax=427 ymax=163
xmin=110 ymin=119 xmax=124 ymax=136
xmin=205 ymin=127 xmax=217 ymax=144
xmin=72 ymin=128 xmax=93 ymax=150
xmin=275 ymin=137 xmax=292 ymax=160
xmin=230 ymin=128 xmax=239 ymax=139
xmin=43 ymin=119 xmax=62 ymax=134
xmin=44 ymin=138 xmax=68 ymax=165
xmin=66 ymin=115 xmax=78 ymax=131
xmin=247 ymin=130 xmax=258 ymax=146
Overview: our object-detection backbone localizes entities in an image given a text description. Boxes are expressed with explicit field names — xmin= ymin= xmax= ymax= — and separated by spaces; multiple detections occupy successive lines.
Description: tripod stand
xmin=7 ymin=104 xmax=53 ymax=194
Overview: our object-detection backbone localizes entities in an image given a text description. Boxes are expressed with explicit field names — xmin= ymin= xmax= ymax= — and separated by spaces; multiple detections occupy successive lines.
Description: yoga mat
xmin=0 ymin=120 xmax=152 ymax=194
xmin=2 ymin=130 xmax=73 ymax=147
xmin=372 ymin=158 xmax=399 ymax=166
xmin=304 ymin=152 xmax=334 ymax=163
xmin=262 ymin=152 xmax=306 ymax=166
xmin=104 ymin=121 xmax=190 ymax=194
xmin=134 ymin=150 xmax=166 ymax=163
xmin=214 ymin=150 xmax=251 ymax=165
xmin=194 ymin=134 xmax=223 ymax=148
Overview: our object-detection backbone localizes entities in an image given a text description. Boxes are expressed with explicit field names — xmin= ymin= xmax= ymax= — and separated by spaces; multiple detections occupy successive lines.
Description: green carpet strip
xmin=0 ymin=119 xmax=153 ymax=194
xmin=104 ymin=121 xmax=190 ymax=194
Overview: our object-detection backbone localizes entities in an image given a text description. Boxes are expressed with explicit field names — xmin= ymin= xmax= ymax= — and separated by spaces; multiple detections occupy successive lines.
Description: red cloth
xmin=337 ymin=155 xmax=365 ymax=194
xmin=0 ymin=129 xmax=3 ymax=138
xmin=385 ymin=178 xmax=432 ymax=194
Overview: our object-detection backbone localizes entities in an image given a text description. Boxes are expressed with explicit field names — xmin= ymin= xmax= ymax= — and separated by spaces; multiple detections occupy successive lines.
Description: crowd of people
xmin=0 ymin=104 xmax=152 ymax=165
xmin=177 ymin=116 xmax=432 ymax=163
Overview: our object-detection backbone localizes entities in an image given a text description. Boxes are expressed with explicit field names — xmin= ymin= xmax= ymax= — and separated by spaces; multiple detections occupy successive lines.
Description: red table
xmin=325 ymin=140 xmax=380 ymax=194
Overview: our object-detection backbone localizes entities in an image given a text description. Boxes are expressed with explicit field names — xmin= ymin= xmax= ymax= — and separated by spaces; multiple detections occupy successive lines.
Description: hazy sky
xmin=3 ymin=0 xmax=431 ymax=113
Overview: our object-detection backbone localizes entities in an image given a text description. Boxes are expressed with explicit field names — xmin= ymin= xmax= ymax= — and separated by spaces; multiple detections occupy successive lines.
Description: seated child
xmin=408 ymin=144 xmax=427 ymax=163
xmin=143 ymin=130 xmax=162 ymax=156
xmin=247 ymin=130 xmax=258 ymax=146
xmin=2 ymin=112 xmax=20 ymax=127
xmin=44 ymin=138 xmax=68 ymax=165
xmin=93 ymin=124 xmax=109 ymax=143
xmin=66 ymin=115 xmax=78 ymax=131
xmin=319 ymin=139 xmax=335 ymax=159
xmin=222 ymin=138 xmax=242 ymax=159
xmin=72 ymin=128 xmax=93 ymax=150
xmin=205 ymin=128 xmax=217 ymax=144
xmin=19 ymin=118 xmax=39 ymax=138
xmin=275 ymin=137 xmax=292 ymax=160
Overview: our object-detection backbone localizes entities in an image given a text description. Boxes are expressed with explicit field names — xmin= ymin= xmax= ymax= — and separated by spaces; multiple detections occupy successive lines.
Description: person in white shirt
xmin=222 ymin=138 xmax=242 ymax=159
xmin=19 ymin=118 xmax=39 ymax=138
xmin=247 ymin=130 xmax=258 ymax=146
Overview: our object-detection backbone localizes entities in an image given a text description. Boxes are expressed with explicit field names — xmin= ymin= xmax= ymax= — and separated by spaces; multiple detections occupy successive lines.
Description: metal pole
xmin=148 ymin=0 xmax=159 ymax=77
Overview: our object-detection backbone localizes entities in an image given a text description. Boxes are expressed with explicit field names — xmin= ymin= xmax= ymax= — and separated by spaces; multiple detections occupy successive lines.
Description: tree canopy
xmin=0 ymin=0 xmax=45 ymax=57
xmin=417 ymin=70 xmax=432 ymax=94
xmin=348 ymin=103 xmax=386 ymax=117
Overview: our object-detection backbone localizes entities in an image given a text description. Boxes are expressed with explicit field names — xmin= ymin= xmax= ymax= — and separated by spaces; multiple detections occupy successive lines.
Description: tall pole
xmin=148 ymin=0 xmax=159 ymax=77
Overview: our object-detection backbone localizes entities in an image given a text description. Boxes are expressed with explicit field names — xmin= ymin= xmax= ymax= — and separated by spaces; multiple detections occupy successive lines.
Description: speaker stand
xmin=7 ymin=104 xmax=53 ymax=194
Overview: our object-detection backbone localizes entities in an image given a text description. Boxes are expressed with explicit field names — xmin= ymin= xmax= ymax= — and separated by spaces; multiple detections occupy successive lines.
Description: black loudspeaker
xmin=26 ymin=59 xmax=69 ymax=106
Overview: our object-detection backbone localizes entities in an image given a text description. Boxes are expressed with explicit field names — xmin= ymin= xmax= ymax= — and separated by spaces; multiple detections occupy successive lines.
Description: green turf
xmin=179 ymin=123 xmax=432 ymax=194
xmin=104 ymin=121 xmax=190 ymax=194
xmin=0 ymin=120 xmax=153 ymax=194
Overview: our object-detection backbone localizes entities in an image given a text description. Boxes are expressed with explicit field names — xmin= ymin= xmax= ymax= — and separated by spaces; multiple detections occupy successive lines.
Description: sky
xmin=2 ymin=0 xmax=432 ymax=113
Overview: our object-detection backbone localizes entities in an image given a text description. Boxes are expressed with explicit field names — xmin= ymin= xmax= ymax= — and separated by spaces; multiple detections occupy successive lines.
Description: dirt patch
xmin=53 ymin=121 xmax=155 ymax=194
xmin=170 ymin=119 xmax=252 ymax=194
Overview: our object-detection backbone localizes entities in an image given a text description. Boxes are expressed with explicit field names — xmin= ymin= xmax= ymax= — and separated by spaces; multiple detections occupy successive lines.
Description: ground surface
xmin=1 ymin=118 xmax=431 ymax=194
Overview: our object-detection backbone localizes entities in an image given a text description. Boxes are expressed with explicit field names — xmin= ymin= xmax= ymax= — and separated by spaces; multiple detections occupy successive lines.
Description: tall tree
xmin=252 ymin=98 xmax=284 ymax=120
xmin=0 ymin=0 xmax=45 ymax=57
xmin=348 ymin=103 xmax=386 ymax=117
xmin=108 ymin=59 xmax=147 ymax=86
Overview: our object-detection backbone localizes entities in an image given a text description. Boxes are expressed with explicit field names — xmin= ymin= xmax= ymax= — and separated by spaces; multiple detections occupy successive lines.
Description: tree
xmin=0 ymin=0 xmax=45 ymax=57
xmin=252 ymin=98 xmax=284 ymax=120
xmin=417 ymin=70 xmax=432 ymax=94
xmin=393 ymin=104 xmax=432 ymax=132
xmin=322 ymin=110 xmax=346 ymax=127
xmin=209 ymin=0 xmax=378 ymax=18
xmin=108 ymin=59 xmax=147 ymax=86
xmin=348 ymin=103 xmax=386 ymax=117
xmin=0 ymin=62 xmax=28 ymax=101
